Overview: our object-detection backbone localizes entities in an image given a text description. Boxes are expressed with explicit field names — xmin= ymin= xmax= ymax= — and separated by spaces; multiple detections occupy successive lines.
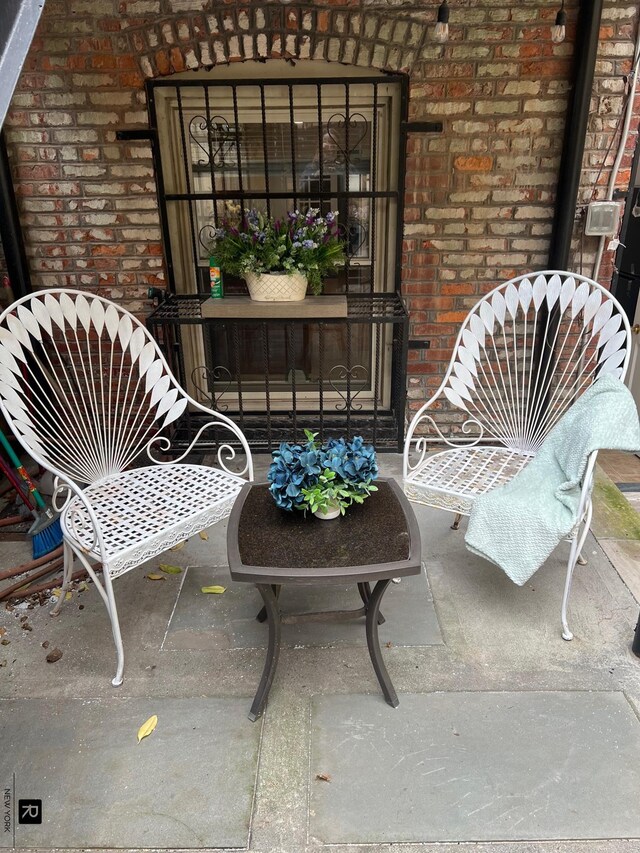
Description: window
xmin=149 ymin=63 xmax=408 ymax=442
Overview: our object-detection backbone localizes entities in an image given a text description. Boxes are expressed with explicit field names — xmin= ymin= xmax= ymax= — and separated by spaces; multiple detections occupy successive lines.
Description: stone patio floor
xmin=1 ymin=453 xmax=640 ymax=853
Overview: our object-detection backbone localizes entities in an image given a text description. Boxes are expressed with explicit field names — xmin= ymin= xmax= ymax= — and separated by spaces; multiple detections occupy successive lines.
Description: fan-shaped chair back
xmin=0 ymin=290 xmax=192 ymax=484
xmin=440 ymin=271 xmax=631 ymax=454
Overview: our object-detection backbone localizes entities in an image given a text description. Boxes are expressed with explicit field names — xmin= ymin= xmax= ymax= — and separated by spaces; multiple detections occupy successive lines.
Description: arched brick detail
xmin=126 ymin=6 xmax=429 ymax=79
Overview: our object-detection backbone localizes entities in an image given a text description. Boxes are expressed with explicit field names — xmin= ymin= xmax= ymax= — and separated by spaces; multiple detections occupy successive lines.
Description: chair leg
xmin=52 ymin=543 xmax=125 ymax=687
xmin=577 ymin=552 xmax=588 ymax=566
xmin=102 ymin=570 xmax=125 ymax=687
xmin=561 ymin=541 xmax=579 ymax=641
xmin=49 ymin=540 xmax=73 ymax=618
xmin=451 ymin=513 xmax=462 ymax=530
xmin=561 ymin=503 xmax=593 ymax=642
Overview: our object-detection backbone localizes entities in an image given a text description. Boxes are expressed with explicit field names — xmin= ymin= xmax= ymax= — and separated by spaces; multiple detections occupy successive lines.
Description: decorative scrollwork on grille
xmin=189 ymin=115 xmax=239 ymax=168
xmin=199 ymin=224 xmax=216 ymax=255
xmin=329 ymin=364 xmax=368 ymax=411
xmin=337 ymin=220 xmax=368 ymax=260
xmin=191 ymin=365 xmax=231 ymax=412
xmin=325 ymin=112 xmax=369 ymax=168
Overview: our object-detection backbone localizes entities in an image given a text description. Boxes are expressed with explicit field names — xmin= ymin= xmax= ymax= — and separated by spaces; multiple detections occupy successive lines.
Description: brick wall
xmin=3 ymin=0 xmax=639 ymax=423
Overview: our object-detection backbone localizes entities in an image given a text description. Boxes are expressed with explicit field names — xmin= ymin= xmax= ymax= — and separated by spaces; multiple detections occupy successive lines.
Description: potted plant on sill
xmin=267 ymin=430 xmax=378 ymax=520
xmin=209 ymin=208 xmax=346 ymax=302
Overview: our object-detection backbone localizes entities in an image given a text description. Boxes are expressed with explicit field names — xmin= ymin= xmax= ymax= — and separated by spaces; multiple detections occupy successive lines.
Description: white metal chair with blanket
xmin=403 ymin=270 xmax=632 ymax=638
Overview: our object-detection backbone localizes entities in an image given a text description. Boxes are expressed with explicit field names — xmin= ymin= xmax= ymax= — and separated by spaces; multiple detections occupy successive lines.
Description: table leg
xmin=365 ymin=579 xmax=399 ymax=708
xmin=249 ymin=584 xmax=282 ymax=722
xmin=357 ymin=582 xmax=385 ymax=625
xmin=256 ymin=584 xmax=281 ymax=623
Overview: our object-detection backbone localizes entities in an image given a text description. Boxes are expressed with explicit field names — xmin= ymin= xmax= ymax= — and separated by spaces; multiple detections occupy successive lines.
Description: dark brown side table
xmin=227 ymin=477 xmax=422 ymax=721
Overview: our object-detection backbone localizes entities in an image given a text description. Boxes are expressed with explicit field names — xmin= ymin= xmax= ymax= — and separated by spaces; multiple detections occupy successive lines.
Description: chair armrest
xmin=147 ymin=391 xmax=254 ymax=481
xmin=52 ymin=475 xmax=108 ymax=559
xmin=403 ymin=387 xmax=485 ymax=479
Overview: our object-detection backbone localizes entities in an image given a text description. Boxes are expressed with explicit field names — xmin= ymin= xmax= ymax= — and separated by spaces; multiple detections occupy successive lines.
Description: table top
xmin=227 ymin=477 xmax=422 ymax=584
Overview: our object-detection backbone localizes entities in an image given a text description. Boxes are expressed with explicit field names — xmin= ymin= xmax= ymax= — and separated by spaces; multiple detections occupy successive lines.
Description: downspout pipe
xmin=0 ymin=129 xmax=31 ymax=297
xmin=548 ymin=0 xmax=604 ymax=271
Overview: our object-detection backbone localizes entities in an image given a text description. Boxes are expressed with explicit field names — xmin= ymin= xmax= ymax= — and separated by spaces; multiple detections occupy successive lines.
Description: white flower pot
xmin=244 ymin=271 xmax=308 ymax=302
xmin=313 ymin=501 xmax=341 ymax=520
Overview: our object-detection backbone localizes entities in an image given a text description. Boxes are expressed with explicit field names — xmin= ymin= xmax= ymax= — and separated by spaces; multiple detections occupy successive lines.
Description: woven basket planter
xmin=244 ymin=271 xmax=308 ymax=302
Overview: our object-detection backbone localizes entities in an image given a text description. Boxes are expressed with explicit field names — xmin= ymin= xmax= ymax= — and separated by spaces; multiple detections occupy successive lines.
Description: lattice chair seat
xmin=404 ymin=446 xmax=533 ymax=516
xmin=403 ymin=270 xmax=632 ymax=642
xmin=0 ymin=288 xmax=253 ymax=687
xmin=64 ymin=465 xmax=245 ymax=577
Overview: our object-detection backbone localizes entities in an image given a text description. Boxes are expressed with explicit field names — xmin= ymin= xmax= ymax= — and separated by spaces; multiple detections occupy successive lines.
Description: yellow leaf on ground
xmin=51 ymin=588 xmax=71 ymax=599
xmin=78 ymin=582 xmax=89 ymax=592
xmin=201 ymin=585 xmax=226 ymax=594
xmin=137 ymin=714 xmax=158 ymax=743
xmin=159 ymin=564 xmax=182 ymax=574
xmin=145 ymin=573 xmax=165 ymax=581
xmin=169 ymin=541 xmax=186 ymax=551
xmin=199 ymin=531 xmax=209 ymax=541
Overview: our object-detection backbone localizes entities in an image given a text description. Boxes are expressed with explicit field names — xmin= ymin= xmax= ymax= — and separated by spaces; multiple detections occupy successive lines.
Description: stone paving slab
xmin=0 ymin=698 xmax=261 ymax=849
xmin=309 ymin=691 xmax=640 ymax=844
xmin=164 ymin=564 xmax=442 ymax=651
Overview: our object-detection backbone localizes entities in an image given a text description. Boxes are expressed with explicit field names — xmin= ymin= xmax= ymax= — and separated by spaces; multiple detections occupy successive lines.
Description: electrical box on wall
xmin=584 ymin=201 xmax=622 ymax=236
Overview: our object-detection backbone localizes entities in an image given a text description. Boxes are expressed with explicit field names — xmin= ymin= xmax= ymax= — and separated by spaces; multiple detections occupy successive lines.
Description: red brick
xmin=454 ymin=156 xmax=493 ymax=172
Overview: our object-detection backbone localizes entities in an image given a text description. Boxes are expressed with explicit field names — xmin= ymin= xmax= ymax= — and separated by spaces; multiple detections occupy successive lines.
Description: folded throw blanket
xmin=465 ymin=375 xmax=640 ymax=585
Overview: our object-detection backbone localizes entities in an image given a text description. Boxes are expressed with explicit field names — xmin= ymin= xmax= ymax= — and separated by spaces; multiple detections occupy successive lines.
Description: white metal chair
xmin=0 ymin=289 xmax=253 ymax=686
xmin=403 ymin=271 xmax=632 ymax=639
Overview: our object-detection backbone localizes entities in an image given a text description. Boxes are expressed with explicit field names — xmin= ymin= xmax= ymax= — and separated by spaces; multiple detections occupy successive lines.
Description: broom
xmin=0 ymin=428 xmax=63 ymax=558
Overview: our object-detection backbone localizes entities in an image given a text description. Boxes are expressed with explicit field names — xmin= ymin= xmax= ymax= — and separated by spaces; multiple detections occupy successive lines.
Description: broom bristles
xmin=31 ymin=516 xmax=63 ymax=560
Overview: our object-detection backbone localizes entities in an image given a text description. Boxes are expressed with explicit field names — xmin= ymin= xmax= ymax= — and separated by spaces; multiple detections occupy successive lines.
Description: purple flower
xmin=325 ymin=211 xmax=335 ymax=224
xmin=302 ymin=239 xmax=316 ymax=249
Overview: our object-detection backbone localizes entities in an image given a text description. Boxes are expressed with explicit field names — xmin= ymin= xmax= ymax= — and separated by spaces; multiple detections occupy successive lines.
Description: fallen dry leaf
xmin=42 ymin=640 xmax=49 ymax=649
xmin=51 ymin=589 xmax=72 ymax=601
xmin=0 ymin=639 xmax=9 ymax=646
xmin=21 ymin=622 xmax=33 ymax=632
xmin=198 ymin=531 xmax=209 ymax=541
xmin=137 ymin=714 xmax=158 ymax=743
xmin=46 ymin=648 xmax=63 ymax=663
xmin=159 ymin=564 xmax=182 ymax=575
xmin=145 ymin=573 xmax=165 ymax=581
xmin=201 ymin=585 xmax=226 ymax=594
xmin=316 ymin=773 xmax=332 ymax=783
xmin=169 ymin=541 xmax=186 ymax=551
xmin=0 ymin=627 xmax=5 ymax=637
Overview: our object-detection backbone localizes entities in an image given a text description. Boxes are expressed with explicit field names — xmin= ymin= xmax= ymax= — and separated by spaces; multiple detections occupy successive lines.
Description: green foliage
xmin=300 ymin=468 xmax=378 ymax=516
xmin=209 ymin=208 xmax=345 ymax=296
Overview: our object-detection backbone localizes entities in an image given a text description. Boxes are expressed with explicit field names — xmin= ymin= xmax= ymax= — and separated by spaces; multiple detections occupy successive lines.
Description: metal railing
xmin=147 ymin=292 xmax=409 ymax=452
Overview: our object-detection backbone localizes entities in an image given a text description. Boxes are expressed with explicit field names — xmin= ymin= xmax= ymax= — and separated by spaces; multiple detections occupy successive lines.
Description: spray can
xmin=209 ymin=254 xmax=223 ymax=298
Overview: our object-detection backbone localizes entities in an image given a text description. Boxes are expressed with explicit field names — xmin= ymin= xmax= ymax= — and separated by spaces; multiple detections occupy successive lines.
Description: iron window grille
xmin=145 ymin=72 xmax=409 ymax=451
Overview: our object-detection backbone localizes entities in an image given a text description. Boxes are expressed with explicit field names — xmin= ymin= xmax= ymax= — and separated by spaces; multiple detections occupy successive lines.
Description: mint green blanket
xmin=465 ymin=375 xmax=640 ymax=585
